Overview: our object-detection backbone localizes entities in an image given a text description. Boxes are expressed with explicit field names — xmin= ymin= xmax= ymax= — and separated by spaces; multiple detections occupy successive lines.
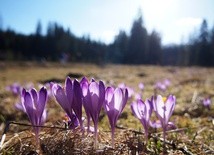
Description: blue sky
xmin=0 ymin=0 xmax=214 ymax=45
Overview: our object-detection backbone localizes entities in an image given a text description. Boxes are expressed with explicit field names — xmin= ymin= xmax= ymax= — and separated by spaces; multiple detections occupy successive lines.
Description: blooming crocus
xmin=52 ymin=77 xmax=82 ymax=129
xmin=80 ymin=77 xmax=105 ymax=148
xmin=152 ymin=95 xmax=176 ymax=142
xmin=131 ymin=99 xmax=152 ymax=143
xmin=104 ymin=87 xmax=128 ymax=147
xmin=21 ymin=87 xmax=48 ymax=144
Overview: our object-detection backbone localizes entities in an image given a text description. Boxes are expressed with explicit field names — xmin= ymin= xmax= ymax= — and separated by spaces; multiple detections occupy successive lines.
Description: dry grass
xmin=0 ymin=62 xmax=214 ymax=154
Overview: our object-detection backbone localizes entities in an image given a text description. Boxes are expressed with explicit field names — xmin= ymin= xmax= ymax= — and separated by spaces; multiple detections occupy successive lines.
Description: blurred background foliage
xmin=0 ymin=13 xmax=214 ymax=66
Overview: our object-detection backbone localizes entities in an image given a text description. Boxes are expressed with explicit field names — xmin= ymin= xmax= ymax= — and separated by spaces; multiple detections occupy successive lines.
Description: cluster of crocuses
xmin=131 ymin=95 xmax=176 ymax=144
xmin=17 ymin=77 xmax=128 ymax=148
xmin=15 ymin=76 xmax=177 ymax=149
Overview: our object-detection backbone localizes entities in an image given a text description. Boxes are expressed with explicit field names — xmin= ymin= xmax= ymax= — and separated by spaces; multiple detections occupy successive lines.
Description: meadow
xmin=0 ymin=62 xmax=213 ymax=154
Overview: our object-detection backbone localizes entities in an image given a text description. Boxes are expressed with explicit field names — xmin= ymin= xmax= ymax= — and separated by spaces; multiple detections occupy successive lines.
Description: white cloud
xmin=175 ymin=17 xmax=202 ymax=27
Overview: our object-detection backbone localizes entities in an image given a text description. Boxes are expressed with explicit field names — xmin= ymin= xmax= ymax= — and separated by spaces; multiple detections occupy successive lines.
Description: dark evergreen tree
xmin=210 ymin=25 xmax=214 ymax=66
xmin=148 ymin=30 xmax=162 ymax=64
xmin=198 ymin=19 xmax=211 ymax=66
xmin=109 ymin=30 xmax=129 ymax=63
xmin=126 ymin=12 xmax=148 ymax=64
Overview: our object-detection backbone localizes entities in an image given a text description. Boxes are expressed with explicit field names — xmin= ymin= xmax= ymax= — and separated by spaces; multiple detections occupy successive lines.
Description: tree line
xmin=0 ymin=14 xmax=214 ymax=66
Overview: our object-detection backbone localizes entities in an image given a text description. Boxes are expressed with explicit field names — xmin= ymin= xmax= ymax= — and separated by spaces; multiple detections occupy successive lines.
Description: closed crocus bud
xmin=66 ymin=77 xmax=83 ymax=129
xmin=52 ymin=83 xmax=73 ymax=121
xmin=52 ymin=79 xmax=80 ymax=130
xmin=80 ymin=77 xmax=91 ymax=132
xmin=81 ymin=77 xmax=105 ymax=148
xmin=104 ymin=87 xmax=128 ymax=147
xmin=22 ymin=87 xmax=48 ymax=144
xmin=131 ymin=98 xmax=152 ymax=143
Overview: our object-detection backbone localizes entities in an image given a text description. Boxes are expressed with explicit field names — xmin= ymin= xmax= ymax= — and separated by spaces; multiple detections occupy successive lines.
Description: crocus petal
xmin=23 ymin=92 xmax=36 ymax=125
xmin=122 ymin=88 xmax=128 ymax=111
xmin=164 ymin=95 xmax=176 ymax=123
xmin=30 ymin=88 xmax=38 ymax=107
xmin=131 ymin=101 xmax=141 ymax=119
xmin=38 ymin=87 xmax=48 ymax=122
xmin=153 ymin=95 xmax=165 ymax=119
xmin=81 ymin=77 xmax=89 ymax=97
xmin=72 ymin=79 xmax=83 ymax=124
xmin=145 ymin=99 xmax=153 ymax=122
xmin=80 ymin=78 xmax=91 ymax=119
xmin=15 ymin=102 xmax=25 ymax=112
xmin=107 ymin=109 xmax=118 ymax=129
xmin=51 ymin=83 xmax=60 ymax=96
xmin=136 ymin=99 xmax=146 ymax=119
xmin=98 ymin=81 xmax=105 ymax=106
xmin=89 ymin=82 xmax=100 ymax=111
xmin=65 ymin=77 xmax=73 ymax=105
xmin=113 ymin=88 xmax=123 ymax=112
xmin=105 ymin=87 xmax=114 ymax=107
xmin=41 ymin=109 xmax=47 ymax=125
xmin=54 ymin=85 xmax=72 ymax=118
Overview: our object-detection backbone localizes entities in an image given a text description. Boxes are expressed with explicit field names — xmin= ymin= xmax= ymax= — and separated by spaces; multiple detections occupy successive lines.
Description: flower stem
xmin=87 ymin=117 xmax=90 ymax=133
xmin=94 ymin=123 xmax=98 ymax=149
xmin=163 ymin=127 xmax=166 ymax=154
xmin=111 ymin=127 xmax=115 ymax=148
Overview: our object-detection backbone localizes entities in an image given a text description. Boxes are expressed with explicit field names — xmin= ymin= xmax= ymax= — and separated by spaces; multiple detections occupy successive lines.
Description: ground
xmin=0 ymin=62 xmax=213 ymax=154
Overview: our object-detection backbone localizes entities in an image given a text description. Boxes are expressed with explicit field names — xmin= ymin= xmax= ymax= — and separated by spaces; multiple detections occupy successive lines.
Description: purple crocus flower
xmin=202 ymin=97 xmax=211 ymax=110
xmin=155 ymin=79 xmax=171 ymax=92
xmin=66 ymin=77 xmax=83 ymax=129
xmin=155 ymin=81 xmax=167 ymax=91
xmin=131 ymin=99 xmax=153 ymax=143
xmin=6 ymin=83 xmax=22 ymax=96
xmin=152 ymin=95 xmax=176 ymax=142
xmin=52 ymin=77 xmax=82 ymax=129
xmin=21 ymin=87 xmax=48 ymax=144
xmin=138 ymin=82 xmax=145 ymax=90
xmin=104 ymin=87 xmax=128 ymax=147
xmin=80 ymin=77 xmax=91 ymax=132
xmin=80 ymin=77 xmax=105 ymax=148
xmin=163 ymin=79 xmax=171 ymax=87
